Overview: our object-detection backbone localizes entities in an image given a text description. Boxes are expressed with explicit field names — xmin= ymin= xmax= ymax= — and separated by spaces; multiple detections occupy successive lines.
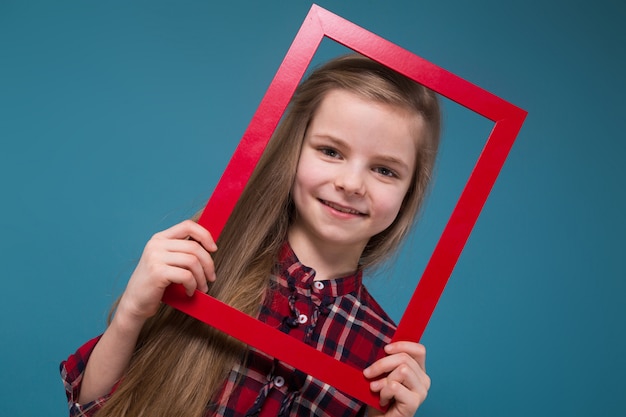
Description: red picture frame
xmin=162 ymin=4 xmax=527 ymax=409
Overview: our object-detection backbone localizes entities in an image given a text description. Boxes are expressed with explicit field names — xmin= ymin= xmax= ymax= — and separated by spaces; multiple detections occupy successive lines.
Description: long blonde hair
xmin=96 ymin=54 xmax=441 ymax=417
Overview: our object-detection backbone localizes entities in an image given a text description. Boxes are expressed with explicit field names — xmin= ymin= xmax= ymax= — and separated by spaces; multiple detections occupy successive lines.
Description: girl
xmin=61 ymin=54 xmax=441 ymax=417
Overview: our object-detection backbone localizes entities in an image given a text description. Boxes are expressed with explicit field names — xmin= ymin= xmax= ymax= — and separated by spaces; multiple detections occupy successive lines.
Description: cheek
xmin=294 ymin=153 xmax=328 ymax=189
xmin=375 ymin=188 xmax=408 ymax=225
xmin=292 ymin=166 xmax=314 ymax=195
xmin=291 ymin=162 xmax=319 ymax=208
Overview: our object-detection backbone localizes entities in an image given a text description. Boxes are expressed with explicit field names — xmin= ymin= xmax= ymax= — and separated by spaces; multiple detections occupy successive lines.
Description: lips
xmin=320 ymin=199 xmax=365 ymax=216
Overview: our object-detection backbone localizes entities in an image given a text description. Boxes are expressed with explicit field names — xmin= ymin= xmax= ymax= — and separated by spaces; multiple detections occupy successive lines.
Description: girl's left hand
xmin=363 ymin=341 xmax=430 ymax=417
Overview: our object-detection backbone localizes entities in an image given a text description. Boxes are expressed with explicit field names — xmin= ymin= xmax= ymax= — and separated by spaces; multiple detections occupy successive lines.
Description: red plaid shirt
xmin=61 ymin=244 xmax=397 ymax=417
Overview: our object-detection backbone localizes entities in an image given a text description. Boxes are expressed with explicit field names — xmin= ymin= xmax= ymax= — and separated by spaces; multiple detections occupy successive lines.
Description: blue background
xmin=1 ymin=1 xmax=624 ymax=416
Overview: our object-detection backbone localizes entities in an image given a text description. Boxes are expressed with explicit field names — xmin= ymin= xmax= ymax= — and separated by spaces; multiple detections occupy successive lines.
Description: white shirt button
xmin=274 ymin=376 xmax=285 ymax=387
xmin=298 ymin=314 xmax=308 ymax=324
xmin=313 ymin=281 xmax=325 ymax=290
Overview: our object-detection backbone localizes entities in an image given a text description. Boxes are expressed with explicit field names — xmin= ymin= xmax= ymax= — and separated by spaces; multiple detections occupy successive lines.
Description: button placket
xmin=273 ymin=375 xmax=285 ymax=388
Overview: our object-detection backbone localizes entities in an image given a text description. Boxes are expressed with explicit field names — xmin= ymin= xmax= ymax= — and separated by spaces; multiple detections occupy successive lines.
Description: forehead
xmin=310 ymin=89 xmax=426 ymax=147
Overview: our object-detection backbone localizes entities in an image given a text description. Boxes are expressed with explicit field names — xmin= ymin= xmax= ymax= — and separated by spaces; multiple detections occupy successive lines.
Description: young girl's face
xmin=289 ymin=88 xmax=424 ymax=257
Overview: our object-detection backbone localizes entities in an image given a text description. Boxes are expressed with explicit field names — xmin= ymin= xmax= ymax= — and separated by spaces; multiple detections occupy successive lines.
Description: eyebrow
xmin=377 ymin=154 xmax=411 ymax=174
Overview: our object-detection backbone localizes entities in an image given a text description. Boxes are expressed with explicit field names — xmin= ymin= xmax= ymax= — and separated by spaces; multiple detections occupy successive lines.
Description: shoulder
xmin=356 ymin=284 xmax=397 ymax=334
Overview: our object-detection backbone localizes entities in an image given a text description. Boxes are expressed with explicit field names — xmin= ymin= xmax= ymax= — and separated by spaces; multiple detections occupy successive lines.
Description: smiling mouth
xmin=320 ymin=199 xmax=365 ymax=215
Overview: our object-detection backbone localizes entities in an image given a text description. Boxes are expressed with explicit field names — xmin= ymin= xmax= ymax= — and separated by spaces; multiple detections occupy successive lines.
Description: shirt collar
xmin=274 ymin=242 xmax=363 ymax=298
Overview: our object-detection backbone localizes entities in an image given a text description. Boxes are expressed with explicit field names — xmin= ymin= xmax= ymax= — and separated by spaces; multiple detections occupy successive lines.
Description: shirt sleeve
xmin=60 ymin=335 xmax=111 ymax=417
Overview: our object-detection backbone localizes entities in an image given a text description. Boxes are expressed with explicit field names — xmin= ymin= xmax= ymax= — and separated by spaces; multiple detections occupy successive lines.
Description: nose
xmin=334 ymin=165 xmax=366 ymax=196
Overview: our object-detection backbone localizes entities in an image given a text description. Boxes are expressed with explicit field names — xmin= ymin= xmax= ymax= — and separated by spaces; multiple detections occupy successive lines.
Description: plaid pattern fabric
xmin=60 ymin=335 xmax=109 ymax=417
xmin=60 ymin=243 xmax=396 ymax=417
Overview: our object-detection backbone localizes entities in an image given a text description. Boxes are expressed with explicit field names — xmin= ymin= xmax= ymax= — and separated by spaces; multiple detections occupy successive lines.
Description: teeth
xmin=324 ymin=200 xmax=361 ymax=215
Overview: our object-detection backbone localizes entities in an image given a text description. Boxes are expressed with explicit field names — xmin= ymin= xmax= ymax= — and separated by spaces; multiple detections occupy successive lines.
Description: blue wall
xmin=1 ymin=1 xmax=624 ymax=415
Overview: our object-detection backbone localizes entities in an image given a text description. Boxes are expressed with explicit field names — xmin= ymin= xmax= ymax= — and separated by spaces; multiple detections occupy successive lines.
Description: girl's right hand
xmin=78 ymin=220 xmax=217 ymax=404
xmin=116 ymin=220 xmax=218 ymax=326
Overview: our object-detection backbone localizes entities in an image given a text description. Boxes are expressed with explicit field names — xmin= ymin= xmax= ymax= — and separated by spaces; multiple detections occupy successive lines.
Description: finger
xmin=368 ymin=362 xmax=422 ymax=394
xmin=158 ymin=220 xmax=217 ymax=252
xmin=385 ymin=342 xmax=427 ymax=370
xmin=130 ymin=260 xmax=200 ymax=300
xmin=160 ymin=251 xmax=210 ymax=293
xmin=363 ymin=352 xmax=420 ymax=380
xmin=155 ymin=263 xmax=201 ymax=297
xmin=378 ymin=378 xmax=424 ymax=411
xmin=191 ymin=242 xmax=217 ymax=284
xmin=384 ymin=361 xmax=427 ymax=393
xmin=162 ymin=239 xmax=217 ymax=284
xmin=370 ymin=377 xmax=404 ymax=408
xmin=371 ymin=369 xmax=429 ymax=413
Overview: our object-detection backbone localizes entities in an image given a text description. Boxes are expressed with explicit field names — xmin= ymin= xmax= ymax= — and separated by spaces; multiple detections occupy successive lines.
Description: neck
xmin=287 ymin=229 xmax=364 ymax=281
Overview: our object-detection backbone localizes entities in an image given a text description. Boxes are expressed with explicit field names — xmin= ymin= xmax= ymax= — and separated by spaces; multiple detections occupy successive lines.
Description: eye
xmin=374 ymin=166 xmax=398 ymax=178
xmin=319 ymin=147 xmax=341 ymax=158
